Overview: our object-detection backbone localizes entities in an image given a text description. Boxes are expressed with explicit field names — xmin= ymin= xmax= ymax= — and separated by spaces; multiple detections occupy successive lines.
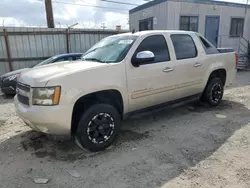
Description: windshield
xmin=82 ymin=35 xmax=138 ymax=63
xmin=32 ymin=57 xmax=55 ymax=68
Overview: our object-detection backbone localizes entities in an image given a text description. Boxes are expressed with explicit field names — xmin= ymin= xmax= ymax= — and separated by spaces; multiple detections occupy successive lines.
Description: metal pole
xmin=245 ymin=0 xmax=249 ymax=25
xmin=238 ymin=37 xmax=241 ymax=54
xmin=66 ymin=29 xmax=70 ymax=53
xmin=66 ymin=23 xmax=78 ymax=53
xmin=3 ymin=29 xmax=13 ymax=71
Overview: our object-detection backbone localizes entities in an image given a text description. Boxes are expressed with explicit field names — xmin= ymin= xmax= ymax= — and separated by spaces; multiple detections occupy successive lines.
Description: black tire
xmin=75 ymin=103 xmax=121 ymax=152
xmin=202 ymin=77 xmax=224 ymax=107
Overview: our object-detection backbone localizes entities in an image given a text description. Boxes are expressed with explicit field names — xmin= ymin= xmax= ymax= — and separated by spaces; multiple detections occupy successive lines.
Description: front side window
xmin=82 ymin=35 xmax=138 ymax=63
xmin=180 ymin=16 xmax=198 ymax=32
xmin=230 ymin=18 xmax=244 ymax=37
xmin=133 ymin=35 xmax=170 ymax=63
xmin=171 ymin=34 xmax=197 ymax=60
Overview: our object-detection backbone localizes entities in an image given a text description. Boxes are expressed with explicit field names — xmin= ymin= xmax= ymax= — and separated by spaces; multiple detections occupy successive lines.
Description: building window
xmin=180 ymin=16 xmax=198 ymax=32
xmin=230 ymin=18 xmax=244 ymax=37
xmin=139 ymin=18 xmax=153 ymax=31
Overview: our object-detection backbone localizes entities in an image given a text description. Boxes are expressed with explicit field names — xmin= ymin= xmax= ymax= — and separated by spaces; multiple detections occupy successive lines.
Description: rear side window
xmin=134 ymin=35 xmax=170 ymax=63
xmin=171 ymin=34 xmax=197 ymax=60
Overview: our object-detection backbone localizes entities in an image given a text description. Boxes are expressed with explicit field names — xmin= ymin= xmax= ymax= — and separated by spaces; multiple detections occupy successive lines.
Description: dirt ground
xmin=0 ymin=72 xmax=250 ymax=188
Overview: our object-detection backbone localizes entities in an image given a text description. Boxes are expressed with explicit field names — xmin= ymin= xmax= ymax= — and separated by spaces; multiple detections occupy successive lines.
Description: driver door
xmin=126 ymin=34 xmax=180 ymax=112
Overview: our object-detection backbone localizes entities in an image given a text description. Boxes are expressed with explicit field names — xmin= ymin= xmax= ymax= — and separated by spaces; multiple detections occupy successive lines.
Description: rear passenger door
xmin=170 ymin=34 xmax=205 ymax=98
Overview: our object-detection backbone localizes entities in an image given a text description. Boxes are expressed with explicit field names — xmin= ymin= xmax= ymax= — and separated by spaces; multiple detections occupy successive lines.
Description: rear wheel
xmin=75 ymin=104 xmax=121 ymax=152
xmin=202 ymin=77 xmax=224 ymax=107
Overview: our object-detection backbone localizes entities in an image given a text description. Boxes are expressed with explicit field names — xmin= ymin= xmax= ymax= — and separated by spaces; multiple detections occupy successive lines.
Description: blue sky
xmin=0 ymin=0 xmax=248 ymax=29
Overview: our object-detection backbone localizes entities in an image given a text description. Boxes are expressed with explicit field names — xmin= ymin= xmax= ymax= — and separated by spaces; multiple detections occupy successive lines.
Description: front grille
xmin=17 ymin=82 xmax=30 ymax=106
xmin=0 ymin=77 xmax=3 ymax=86
xmin=17 ymin=83 xmax=30 ymax=92
xmin=17 ymin=94 xmax=29 ymax=106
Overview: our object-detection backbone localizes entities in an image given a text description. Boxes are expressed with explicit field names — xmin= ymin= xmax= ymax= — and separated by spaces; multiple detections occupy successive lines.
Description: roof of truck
xmin=114 ymin=30 xmax=196 ymax=37
xmin=133 ymin=30 xmax=196 ymax=36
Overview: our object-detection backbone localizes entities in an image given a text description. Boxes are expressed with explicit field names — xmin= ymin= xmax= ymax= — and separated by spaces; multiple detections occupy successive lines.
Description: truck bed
xmin=217 ymin=48 xmax=235 ymax=53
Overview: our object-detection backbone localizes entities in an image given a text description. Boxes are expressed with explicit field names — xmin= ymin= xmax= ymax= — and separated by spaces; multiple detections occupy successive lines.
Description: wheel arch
xmin=71 ymin=89 xmax=124 ymax=135
xmin=208 ymin=69 xmax=227 ymax=86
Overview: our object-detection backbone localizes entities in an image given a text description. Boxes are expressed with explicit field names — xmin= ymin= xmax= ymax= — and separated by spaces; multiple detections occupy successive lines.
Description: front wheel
xmin=75 ymin=104 xmax=121 ymax=152
xmin=202 ymin=77 xmax=224 ymax=107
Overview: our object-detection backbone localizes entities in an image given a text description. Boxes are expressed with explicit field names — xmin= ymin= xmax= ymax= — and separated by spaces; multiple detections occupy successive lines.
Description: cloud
xmin=0 ymin=0 xmax=144 ymax=29
xmin=2 ymin=0 xmax=246 ymax=29
xmin=0 ymin=0 xmax=47 ymax=26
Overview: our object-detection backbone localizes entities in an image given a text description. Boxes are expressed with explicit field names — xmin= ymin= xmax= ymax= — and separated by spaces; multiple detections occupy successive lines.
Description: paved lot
xmin=0 ymin=72 xmax=250 ymax=188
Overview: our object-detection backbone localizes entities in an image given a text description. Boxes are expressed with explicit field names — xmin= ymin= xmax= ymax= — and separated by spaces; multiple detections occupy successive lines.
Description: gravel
xmin=0 ymin=71 xmax=250 ymax=188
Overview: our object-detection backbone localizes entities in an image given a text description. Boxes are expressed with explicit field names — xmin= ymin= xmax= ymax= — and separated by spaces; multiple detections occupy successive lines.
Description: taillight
xmin=235 ymin=53 xmax=238 ymax=69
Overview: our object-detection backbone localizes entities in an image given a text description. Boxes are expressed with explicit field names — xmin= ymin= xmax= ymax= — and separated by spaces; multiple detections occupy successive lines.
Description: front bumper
xmin=14 ymin=95 xmax=73 ymax=135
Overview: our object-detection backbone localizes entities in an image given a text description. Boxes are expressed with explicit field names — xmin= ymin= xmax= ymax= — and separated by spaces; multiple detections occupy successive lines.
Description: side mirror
xmin=132 ymin=51 xmax=155 ymax=67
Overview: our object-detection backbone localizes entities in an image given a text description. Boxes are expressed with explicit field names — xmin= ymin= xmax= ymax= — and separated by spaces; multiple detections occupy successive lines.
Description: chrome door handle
xmin=163 ymin=67 xmax=174 ymax=72
xmin=193 ymin=62 xmax=202 ymax=67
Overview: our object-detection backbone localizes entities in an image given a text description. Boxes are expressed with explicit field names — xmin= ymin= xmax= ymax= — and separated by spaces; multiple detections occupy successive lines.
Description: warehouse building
xmin=129 ymin=0 xmax=250 ymax=53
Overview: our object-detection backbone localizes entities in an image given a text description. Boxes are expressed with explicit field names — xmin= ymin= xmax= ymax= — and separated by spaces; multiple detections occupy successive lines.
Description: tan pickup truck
xmin=14 ymin=30 xmax=237 ymax=151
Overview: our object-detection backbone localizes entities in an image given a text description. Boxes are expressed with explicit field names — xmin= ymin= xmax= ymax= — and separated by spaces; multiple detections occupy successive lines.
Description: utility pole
xmin=45 ymin=0 xmax=55 ymax=28
xmin=101 ymin=23 xmax=107 ymax=30
xmin=243 ymin=0 xmax=249 ymax=36
xmin=245 ymin=0 xmax=249 ymax=14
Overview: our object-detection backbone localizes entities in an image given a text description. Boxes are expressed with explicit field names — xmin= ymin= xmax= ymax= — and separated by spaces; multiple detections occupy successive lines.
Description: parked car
xmin=14 ymin=30 xmax=237 ymax=152
xmin=0 ymin=53 xmax=83 ymax=95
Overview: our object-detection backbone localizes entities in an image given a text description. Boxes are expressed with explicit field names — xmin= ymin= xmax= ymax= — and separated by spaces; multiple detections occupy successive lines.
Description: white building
xmin=129 ymin=0 xmax=250 ymax=53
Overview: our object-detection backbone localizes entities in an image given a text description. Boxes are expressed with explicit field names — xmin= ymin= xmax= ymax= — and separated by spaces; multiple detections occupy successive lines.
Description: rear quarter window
xmin=198 ymin=36 xmax=219 ymax=54
xmin=171 ymin=34 xmax=197 ymax=60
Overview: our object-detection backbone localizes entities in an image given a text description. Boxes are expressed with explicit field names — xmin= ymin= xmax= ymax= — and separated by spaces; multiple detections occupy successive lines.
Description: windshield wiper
xmin=83 ymin=58 xmax=104 ymax=63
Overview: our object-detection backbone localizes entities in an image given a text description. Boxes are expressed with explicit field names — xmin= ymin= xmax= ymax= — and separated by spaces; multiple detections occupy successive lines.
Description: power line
xmin=50 ymin=0 xmax=130 ymax=12
xmin=100 ymin=0 xmax=140 ymax=6
xmin=37 ymin=0 xmax=130 ymax=14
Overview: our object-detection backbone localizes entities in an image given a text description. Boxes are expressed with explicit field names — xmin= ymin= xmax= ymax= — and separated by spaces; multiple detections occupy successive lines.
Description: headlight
xmin=32 ymin=86 xmax=61 ymax=106
xmin=4 ymin=74 xmax=20 ymax=81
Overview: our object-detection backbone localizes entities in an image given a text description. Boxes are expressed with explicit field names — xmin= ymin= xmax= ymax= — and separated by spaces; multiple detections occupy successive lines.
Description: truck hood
xmin=1 ymin=68 xmax=30 ymax=78
xmin=18 ymin=60 xmax=109 ymax=87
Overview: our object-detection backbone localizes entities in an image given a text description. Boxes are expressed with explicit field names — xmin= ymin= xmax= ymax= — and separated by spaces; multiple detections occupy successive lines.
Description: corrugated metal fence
xmin=0 ymin=27 xmax=127 ymax=75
